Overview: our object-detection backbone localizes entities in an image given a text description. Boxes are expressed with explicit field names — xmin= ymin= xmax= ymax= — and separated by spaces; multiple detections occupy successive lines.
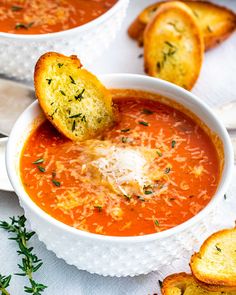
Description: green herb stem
xmin=0 ymin=216 xmax=47 ymax=295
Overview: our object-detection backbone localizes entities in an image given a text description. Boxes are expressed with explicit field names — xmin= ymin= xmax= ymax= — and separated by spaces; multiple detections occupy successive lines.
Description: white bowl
xmin=0 ymin=0 xmax=129 ymax=81
xmin=6 ymin=74 xmax=234 ymax=277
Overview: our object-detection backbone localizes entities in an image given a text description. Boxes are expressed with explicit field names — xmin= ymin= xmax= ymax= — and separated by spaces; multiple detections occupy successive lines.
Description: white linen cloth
xmin=0 ymin=1 xmax=236 ymax=294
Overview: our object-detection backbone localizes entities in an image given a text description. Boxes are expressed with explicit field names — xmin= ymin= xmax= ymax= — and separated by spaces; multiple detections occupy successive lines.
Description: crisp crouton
xmin=162 ymin=272 xmax=236 ymax=295
xmin=34 ymin=52 xmax=114 ymax=141
xmin=144 ymin=1 xmax=204 ymax=90
xmin=128 ymin=1 xmax=236 ymax=50
xmin=190 ymin=228 xmax=236 ymax=287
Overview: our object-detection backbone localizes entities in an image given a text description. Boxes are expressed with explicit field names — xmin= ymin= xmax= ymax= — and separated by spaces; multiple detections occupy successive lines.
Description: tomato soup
xmin=20 ymin=91 xmax=222 ymax=236
xmin=0 ymin=0 xmax=118 ymax=34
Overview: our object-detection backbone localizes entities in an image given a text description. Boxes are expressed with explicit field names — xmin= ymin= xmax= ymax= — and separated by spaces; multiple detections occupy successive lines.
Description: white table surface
xmin=0 ymin=1 xmax=236 ymax=294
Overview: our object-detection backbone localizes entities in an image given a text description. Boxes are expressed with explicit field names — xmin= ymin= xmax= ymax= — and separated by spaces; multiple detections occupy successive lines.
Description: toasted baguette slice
xmin=162 ymin=273 xmax=236 ymax=295
xmin=190 ymin=228 xmax=236 ymax=287
xmin=34 ymin=52 xmax=114 ymax=141
xmin=144 ymin=1 xmax=204 ymax=90
xmin=128 ymin=1 xmax=236 ymax=50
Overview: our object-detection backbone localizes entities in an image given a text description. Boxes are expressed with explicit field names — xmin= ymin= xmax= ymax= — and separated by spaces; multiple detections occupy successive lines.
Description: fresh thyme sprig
xmin=0 ymin=216 xmax=47 ymax=295
xmin=0 ymin=274 xmax=11 ymax=295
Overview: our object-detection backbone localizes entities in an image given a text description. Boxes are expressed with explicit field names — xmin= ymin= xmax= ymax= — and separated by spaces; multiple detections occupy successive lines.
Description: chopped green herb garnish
xmin=224 ymin=194 xmax=227 ymax=200
xmin=156 ymin=150 xmax=162 ymax=157
xmin=94 ymin=205 xmax=102 ymax=212
xmin=171 ymin=140 xmax=176 ymax=148
xmin=75 ymin=89 xmax=85 ymax=101
xmin=124 ymin=194 xmax=131 ymax=201
xmin=15 ymin=22 xmax=34 ymax=29
xmin=37 ymin=166 xmax=45 ymax=173
xmin=142 ymin=108 xmax=154 ymax=115
xmin=46 ymin=78 xmax=52 ymax=85
xmin=69 ymin=75 xmax=76 ymax=84
xmin=207 ymin=25 xmax=213 ymax=32
xmin=11 ymin=5 xmax=23 ymax=11
xmin=165 ymin=167 xmax=171 ymax=174
xmin=58 ymin=63 xmax=63 ymax=68
xmin=121 ymin=137 xmax=128 ymax=143
xmin=156 ymin=61 xmax=161 ymax=72
xmin=165 ymin=41 xmax=174 ymax=48
xmin=69 ymin=113 xmax=82 ymax=119
xmin=52 ymin=179 xmax=60 ymax=187
xmin=144 ymin=190 xmax=153 ymax=195
xmin=32 ymin=158 xmax=44 ymax=164
xmin=81 ymin=115 xmax=86 ymax=122
xmin=121 ymin=128 xmax=130 ymax=133
xmin=139 ymin=121 xmax=149 ymax=126
xmin=137 ymin=195 xmax=145 ymax=202
xmin=192 ymin=10 xmax=199 ymax=18
xmin=60 ymin=90 xmax=66 ymax=96
xmin=154 ymin=219 xmax=159 ymax=226
xmin=215 ymin=245 xmax=222 ymax=252
xmin=72 ymin=120 xmax=76 ymax=132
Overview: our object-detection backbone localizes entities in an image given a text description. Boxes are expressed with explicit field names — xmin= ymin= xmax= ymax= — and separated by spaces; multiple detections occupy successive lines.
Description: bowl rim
xmin=0 ymin=0 xmax=127 ymax=40
xmin=6 ymin=73 xmax=234 ymax=243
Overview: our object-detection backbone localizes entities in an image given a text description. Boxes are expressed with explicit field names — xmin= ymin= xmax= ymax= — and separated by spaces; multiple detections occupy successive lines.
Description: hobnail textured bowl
xmin=0 ymin=0 xmax=129 ymax=81
xmin=6 ymin=74 xmax=234 ymax=277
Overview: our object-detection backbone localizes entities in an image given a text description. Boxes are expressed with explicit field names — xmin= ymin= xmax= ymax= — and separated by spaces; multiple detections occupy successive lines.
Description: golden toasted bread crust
xmin=34 ymin=52 xmax=113 ymax=141
xmin=190 ymin=228 xmax=236 ymax=287
xmin=144 ymin=1 xmax=204 ymax=90
xmin=162 ymin=272 xmax=236 ymax=295
xmin=128 ymin=1 xmax=236 ymax=51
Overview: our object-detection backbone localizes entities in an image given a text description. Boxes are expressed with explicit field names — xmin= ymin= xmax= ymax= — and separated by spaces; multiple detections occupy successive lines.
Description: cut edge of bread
xmin=190 ymin=228 xmax=236 ymax=287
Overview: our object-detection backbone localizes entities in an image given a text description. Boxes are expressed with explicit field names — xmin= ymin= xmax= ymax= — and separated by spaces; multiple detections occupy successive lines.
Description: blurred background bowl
xmin=0 ymin=0 xmax=129 ymax=81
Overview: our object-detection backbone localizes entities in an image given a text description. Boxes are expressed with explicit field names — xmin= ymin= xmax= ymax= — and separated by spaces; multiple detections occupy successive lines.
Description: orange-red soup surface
xmin=0 ymin=0 xmax=117 ymax=34
xmin=21 ymin=95 xmax=221 ymax=236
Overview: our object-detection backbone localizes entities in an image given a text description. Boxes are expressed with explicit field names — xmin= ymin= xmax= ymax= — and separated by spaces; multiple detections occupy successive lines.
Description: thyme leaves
xmin=0 ymin=216 xmax=47 ymax=295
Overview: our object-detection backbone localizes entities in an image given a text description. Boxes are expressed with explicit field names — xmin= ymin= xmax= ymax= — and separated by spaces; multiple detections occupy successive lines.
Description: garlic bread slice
xmin=34 ymin=52 xmax=114 ymax=141
xmin=190 ymin=228 xmax=236 ymax=287
xmin=144 ymin=1 xmax=204 ymax=90
xmin=128 ymin=1 xmax=236 ymax=50
xmin=162 ymin=273 xmax=236 ymax=295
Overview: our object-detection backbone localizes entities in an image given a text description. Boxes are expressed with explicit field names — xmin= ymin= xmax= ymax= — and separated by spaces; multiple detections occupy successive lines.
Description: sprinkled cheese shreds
xmin=20 ymin=97 xmax=220 ymax=237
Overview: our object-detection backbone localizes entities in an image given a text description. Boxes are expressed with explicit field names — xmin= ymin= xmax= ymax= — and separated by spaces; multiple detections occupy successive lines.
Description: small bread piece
xmin=127 ymin=16 xmax=146 ymax=44
xmin=34 ymin=52 xmax=114 ymax=141
xmin=144 ymin=1 xmax=204 ymax=90
xmin=162 ymin=272 xmax=236 ymax=295
xmin=128 ymin=1 xmax=236 ymax=50
xmin=190 ymin=228 xmax=236 ymax=287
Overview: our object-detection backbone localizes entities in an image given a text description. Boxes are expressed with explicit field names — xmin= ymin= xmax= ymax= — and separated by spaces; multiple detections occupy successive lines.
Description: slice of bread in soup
xmin=144 ymin=1 xmax=204 ymax=90
xmin=162 ymin=272 xmax=236 ymax=295
xmin=190 ymin=228 xmax=236 ymax=287
xmin=34 ymin=52 xmax=114 ymax=141
xmin=128 ymin=1 xmax=236 ymax=50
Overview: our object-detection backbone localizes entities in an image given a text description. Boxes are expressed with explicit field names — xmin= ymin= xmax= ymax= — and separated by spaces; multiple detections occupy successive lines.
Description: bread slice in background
xmin=190 ymin=228 xmax=236 ymax=287
xmin=128 ymin=1 xmax=236 ymax=50
xmin=34 ymin=52 xmax=114 ymax=141
xmin=144 ymin=1 xmax=204 ymax=90
xmin=162 ymin=272 xmax=236 ymax=295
